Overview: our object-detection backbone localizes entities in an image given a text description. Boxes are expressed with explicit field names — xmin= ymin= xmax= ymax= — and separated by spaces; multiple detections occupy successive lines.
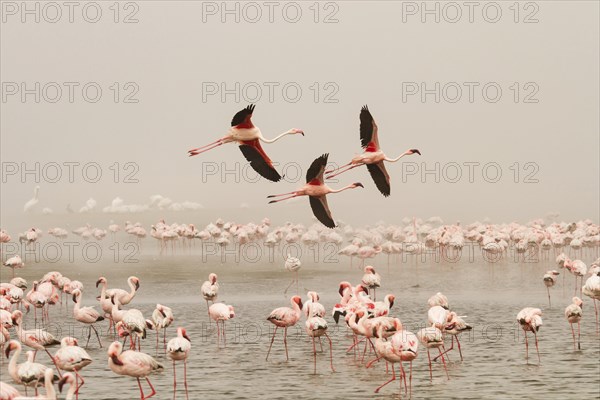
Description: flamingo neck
xmin=260 ymin=131 xmax=293 ymax=144
xmin=385 ymin=151 xmax=412 ymax=162
xmin=8 ymin=345 xmax=20 ymax=377
xmin=45 ymin=373 xmax=57 ymax=399
xmin=329 ymin=184 xmax=356 ymax=194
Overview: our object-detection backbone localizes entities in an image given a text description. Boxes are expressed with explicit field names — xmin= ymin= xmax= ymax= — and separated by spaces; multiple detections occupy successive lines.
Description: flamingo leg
xmin=547 ymin=286 xmax=551 ymax=308
xmin=324 ymin=161 xmax=351 ymax=175
xmin=74 ymin=370 xmax=85 ymax=397
xmin=524 ymin=330 xmax=529 ymax=361
xmin=438 ymin=348 xmax=450 ymax=380
xmin=266 ymin=327 xmax=278 ymax=361
xmin=325 ymin=333 xmax=335 ymax=372
xmin=326 ymin=164 xmax=361 ymax=179
xmin=365 ymin=355 xmax=382 ymax=368
xmin=92 ymin=324 xmax=102 ymax=348
xmin=533 ymin=330 xmax=540 ymax=364
xmin=433 ymin=337 xmax=455 ymax=362
xmin=456 ymin=335 xmax=464 ymax=360
xmin=45 ymin=348 xmax=62 ymax=378
xmin=312 ymin=337 xmax=317 ymax=374
xmin=594 ymin=299 xmax=599 ymax=336
xmin=346 ymin=336 xmax=364 ymax=353
xmin=283 ymin=327 xmax=289 ymax=361
xmin=267 ymin=191 xmax=298 ymax=198
xmin=184 ymin=357 xmax=189 ymax=400
xmin=570 ymin=323 xmax=576 ymax=350
xmin=427 ymin=349 xmax=433 ymax=382
xmin=268 ymin=194 xmax=299 ymax=204
xmin=374 ymin=362 xmax=396 ymax=393
xmin=144 ymin=377 xmax=157 ymax=399
xmin=172 ymin=360 xmax=177 ymax=400
xmin=577 ymin=321 xmax=581 ymax=350
xmin=188 ymin=141 xmax=224 ymax=156
xmin=222 ymin=320 xmax=226 ymax=347
xmin=137 ymin=378 xmax=145 ymax=400
xmin=188 ymin=138 xmax=225 ymax=152
xmin=409 ymin=361 xmax=413 ymax=398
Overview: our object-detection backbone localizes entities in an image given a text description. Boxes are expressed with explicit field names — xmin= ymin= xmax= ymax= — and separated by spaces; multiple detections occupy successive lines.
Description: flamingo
xmin=53 ymin=337 xmax=92 ymax=399
xmin=582 ymin=270 xmax=600 ymax=334
xmin=5 ymin=341 xmax=57 ymax=397
xmin=427 ymin=292 xmax=449 ymax=310
xmin=23 ymin=186 xmax=40 ymax=213
xmin=200 ymin=274 xmax=219 ymax=321
xmin=11 ymin=311 xmax=61 ymax=373
xmin=361 ymin=266 xmax=381 ymax=301
xmin=19 ymin=367 xmax=57 ymax=399
xmin=105 ymin=276 xmax=140 ymax=306
xmin=188 ymin=104 xmax=304 ymax=182
xmin=71 ymin=289 xmax=104 ymax=348
xmin=433 ymin=312 xmax=472 ymax=362
xmin=283 ymin=255 xmax=301 ymax=294
xmin=268 ymin=153 xmax=364 ymax=228
xmin=0 ymin=381 xmax=21 ymax=399
xmin=302 ymin=291 xmax=325 ymax=319
xmin=3 ymin=256 xmax=24 ymax=278
xmin=57 ymin=373 xmax=77 ymax=400
xmin=565 ymin=297 xmax=583 ymax=350
xmin=543 ymin=270 xmax=560 ymax=308
xmin=95 ymin=277 xmax=116 ymax=335
xmin=151 ymin=304 xmax=174 ymax=354
xmin=516 ymin=307 xmax=543 ymax=363
xmin=304 ymin=303 xmax=335 ymax=374
xmin=417 ymin=327 xmax=449 ymax=382
xmin=166 ymin=327 xmax=191 ymax=400
xmin=107 ymin=341 xmax=164 ymax=400
xmin=121 ymin=309 xmax=148 ymax=351
xmin=325 ymin=105 xmax=421 ymax=196
xmin=208 ymin=303 xmax=235 ymax=348
xmin=266 ymin=296 xmax=303 ymax=361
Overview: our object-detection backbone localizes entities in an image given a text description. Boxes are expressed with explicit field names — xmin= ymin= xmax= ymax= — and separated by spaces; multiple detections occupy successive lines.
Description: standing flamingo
xmin=565 ymin=297 xmax=583 ymax=350
xmin=325 ymin=105 xmax=421 ymax=196
xmin=105 ymin=276 xmax=140 ymax=306
xmin=268 ymin=153 xmax=364 ymax=228
xmin=23 ymin=186 xmax=40 ymax=213
xmin=11 ymin=311 xmax=61 ymax=373
xmin=3 ymin=255 xmax=24 ymax=278
xmin=208 ymin=303 xmax=235 ymax=348
xmin=543 ymin=270 xmax=560 ymax=308
xmin=107 ymin=341 xmax=164 ymax=400
xmin=283 ymin=255 xmax=301 ymax=294
xmin=304 ymin=302 xmax=335 ymax=374
xmin=188 ymin=104 xmax=304 ymax=182
xmin=516 ymin=307 xmax=543 ymax=364
xmin=416 ymin=327 xmax=449 ymax=382
xmin=582 ymin=270 xmax=600 ymax=334
xmin=167 ymin=327 xmax=191 ymax=400
xmin=71 ymin=289 xmax=104 ymax=348
xmin=266 ymin=296 xmax=303 ymax=361
xmin=361 ymin=266 xmax=381 ymax=301
xmin=200 ymin=273 xmax=219 ymax=322
xmin=53 ymin=337 xmax=92 ymax=400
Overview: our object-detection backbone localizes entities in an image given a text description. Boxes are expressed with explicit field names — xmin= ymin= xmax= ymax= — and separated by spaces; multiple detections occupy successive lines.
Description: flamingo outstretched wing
xmin=366 ymin=162 xmax=391 ymax=197
xmin=306 ymin=153 xmax=329 ymax=184
xmin=309 ymin=196 xmax=336 ymax=229
xmin=231 ymin=104 xmax=255 ymax=128
xmin=360 ymin=105 xmax=379 ymax=150
xmin=239 ymin=140 xmax=282 ymax=182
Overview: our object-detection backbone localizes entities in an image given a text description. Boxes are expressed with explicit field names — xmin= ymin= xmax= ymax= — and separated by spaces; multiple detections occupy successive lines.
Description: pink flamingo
xmin=361 ymin=266 xmax=381 ymax=301
xmin=516 ymin=307 xmax=543 ymax=364
xmin=107 ymin=341 xmax=164 ymax=400
xmin=304 ymin=302 xmax=335 ymax=374
xmin=543 ymin=270 xmax=560 ymax=308
xmin=417 ymin=327 xmax=449 ymax=382
xmin=565 ymin=297 xmax=583 ymax=350
xmin=208 ymin=303 xmax=235 ymax=348
xmin=167 ymin=327 xmax=191 ymax=400
xmin=188 ymin=104 xmax=304 ymax=182
xmin=266 ymin=296 xmax=303 ymax=361
xmin=200 ymin=273 xmax=219 ymax=322
xmin=268 ymin=153 xmax=364 ymax=228
xmin=54 ymin=337 xmax=92 ymax=399
xmin=325 ymin=105 xmax=421 ymax=196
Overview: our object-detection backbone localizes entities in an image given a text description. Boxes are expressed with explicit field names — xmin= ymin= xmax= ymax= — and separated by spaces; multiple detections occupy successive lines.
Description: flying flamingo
xmin=564 ymin=297 xmax=583 ymax=350
xmin=200 ymin=273 xmax=219 ymax=322
xmin=188 ymin=104 xmax=304 ymax=182
xmin=107 ymin=341 xmax=164 ymax=400
xmin=208 ymin=303 xmax=235 ymax=348
xmin=325 ymin=105 xmax=421 ymax=196
xmin=516 ymin=307 xmax=543 ymax=364
xmin=268 ymin=153 xmax=364 ymax=228
xmin=543 ymin=270 xmax=560 ymax=308
xmin=167 ymin=327 xmax=191 ymax=400
xmin=266 ymin=296 xmax=303 ymax=361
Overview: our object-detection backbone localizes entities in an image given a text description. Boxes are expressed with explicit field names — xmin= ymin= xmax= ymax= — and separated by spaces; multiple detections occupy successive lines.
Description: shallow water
xmin=2 ymin=242 xmax=599 ymax=400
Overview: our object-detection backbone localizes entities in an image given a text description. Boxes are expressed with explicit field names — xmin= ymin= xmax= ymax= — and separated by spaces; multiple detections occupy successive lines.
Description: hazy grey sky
xmin=1 ymin=1 xmax=599 ymax=231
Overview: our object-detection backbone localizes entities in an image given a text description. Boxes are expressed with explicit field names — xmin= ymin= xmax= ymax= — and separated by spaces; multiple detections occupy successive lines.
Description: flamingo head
xmin=407 ymin=149 xmax=421 ymax=155
xmin=209 ymin=273 xmax=218 ymax=284
xmin=61 ymin=336 xmax=78 ymax=347
xmin=71 ymin=289 xmax=81 ymax=303
xmin=352 ymin=182 xmax=364 ymax=189
xmin=156 ymin=304 xmax=167 ymax=318
xmin=291 ymin=296 xmax=303 ymax=309
xmin=228 ymin=305 xmax=236 ymax=319
xmin=130 ymin=276 xmax=140 ymax=290
xmin=288 ymin=128 xmax=304 ymax=136
xmin=387 ymin=295 xmax=395 ymax=309
xmin=58 ymin=373 xmax=76 ymax=393
xmin=357 ymin=284 xmax=369 ymax=295
xmin=178 ymin=327 xmax=191 ymax=342
xmin=4 ymin=340 xmax=18 ymax=358
xmin=364 ymin=265 xmax=375 ymax=274
xmin=95 ymin=277 xmax=107 ymax=287
xmin=338 ymin=282 xmax=351 ymax=297
xmin=573 ymin=297 xmax=583 ymax=307
xmin=108 ymin=342 xmax=124 ymax=365
xmin=11 ymin=310 xmax=23 ymax=326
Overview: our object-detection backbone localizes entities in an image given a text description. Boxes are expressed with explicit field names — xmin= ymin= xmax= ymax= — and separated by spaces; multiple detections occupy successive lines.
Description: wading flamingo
xmin=266 ymin=296 xmax=303 ymax=361
xmin=167 ymin=327 xmax=191 ymax=400
xmin=107 ymin=341 xmax=163 ymax=400
xmin=565 ymin=297 xmax=583 ymax=350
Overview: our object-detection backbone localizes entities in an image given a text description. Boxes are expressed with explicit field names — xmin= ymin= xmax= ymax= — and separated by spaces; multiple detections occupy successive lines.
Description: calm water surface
xmin=2 ymin=244 xmax=599 ymax=400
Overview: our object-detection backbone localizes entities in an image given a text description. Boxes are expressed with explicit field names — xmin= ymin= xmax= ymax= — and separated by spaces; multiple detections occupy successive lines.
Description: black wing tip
xmin=246 ymin=104 xmax=255 ymax=113
xmin=238 ymin=145 xmax=282 ymax=182
xmin=361 ymin=104 xmax=369 ymax=111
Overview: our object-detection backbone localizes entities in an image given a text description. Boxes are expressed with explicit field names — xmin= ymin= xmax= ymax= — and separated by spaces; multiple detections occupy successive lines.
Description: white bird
xmin=3 ymin=256 xmax=24 ymax=278
xmin=565 ymin=297 xmax=583 ymax=350
xmin=516 ymin=307 xmax=543 ymax=363
xmin=361 ymin=266 xmax=381 ymax=301
xmin=208 ymin=303 xmax=235 ymax=348
xmin=53 ymin=337 xmax=92 ymax=397
xmin=23 ymin=186 xmax=40 ymax=213
xmin=582 ymin=270 xmax=600 ymax=335
xmin=284 ymin=255 xmax=301 ymax=294
xmin=0 ymin=381 xmax=21 ymax=399
xmin=105 ymin=276 xmax=140 ymax=306
xmin=151 ymin=304 xmax=173 ymax=354
xmin=543 ymin=270 xmax=560 ymax=308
